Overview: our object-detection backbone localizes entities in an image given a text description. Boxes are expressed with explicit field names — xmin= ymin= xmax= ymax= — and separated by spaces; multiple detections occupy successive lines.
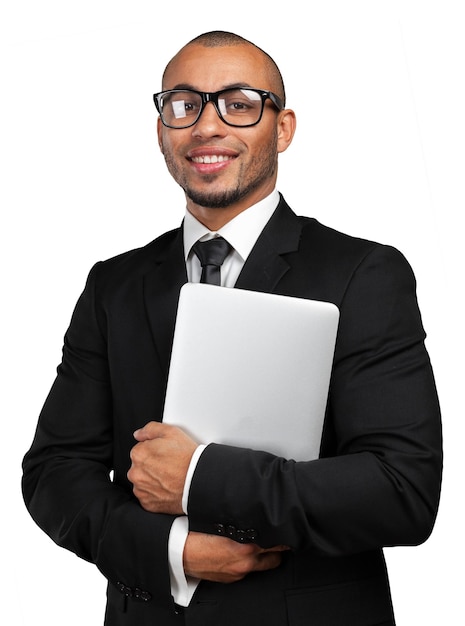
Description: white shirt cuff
xmin=167 ymin=444 xmax=209 ymax=607
xmin=168 ymin=516 xmax=200 ymax=607
xmin=182 ymin=443 xmax=208 ymax=514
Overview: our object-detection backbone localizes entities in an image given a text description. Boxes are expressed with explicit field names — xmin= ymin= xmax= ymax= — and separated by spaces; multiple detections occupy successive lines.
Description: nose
xmin=191 ymin=101 xmax=227 ymax=138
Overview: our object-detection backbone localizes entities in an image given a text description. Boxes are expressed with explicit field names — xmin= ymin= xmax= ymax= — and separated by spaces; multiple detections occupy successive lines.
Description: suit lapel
xmin=143 ymin=198 xmax=302 ymax=377
xmin=143 ymin=227 xmax=187 ymax=378
xmin=235 ymin=196 xmax=302 ymax=293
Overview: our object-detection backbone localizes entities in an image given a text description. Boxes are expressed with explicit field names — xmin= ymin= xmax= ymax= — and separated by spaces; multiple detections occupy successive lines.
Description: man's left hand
xmin=128 ymin=421 xmax=197 ymax=514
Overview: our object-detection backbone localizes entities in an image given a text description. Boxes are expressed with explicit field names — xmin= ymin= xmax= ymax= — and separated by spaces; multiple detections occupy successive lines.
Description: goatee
xmin=185 ymin=185 xmax=245 ymax=209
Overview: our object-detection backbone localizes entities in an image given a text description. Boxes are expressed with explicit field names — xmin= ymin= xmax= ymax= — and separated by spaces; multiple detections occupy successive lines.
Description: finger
xmin=261 ymin=545 xmax=290 ymax=553
xmin=253 ymin=551 xmax=284 ymax=572
xmin=133 ymin=421 xmax=165 ymax=441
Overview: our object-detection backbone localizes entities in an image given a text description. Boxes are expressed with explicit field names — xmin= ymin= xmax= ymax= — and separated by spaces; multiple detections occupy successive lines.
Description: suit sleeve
xmin=22 ymin=263 xmax=175 ymax=608
xmin=186 ymin=245 xmax=443 ymax=555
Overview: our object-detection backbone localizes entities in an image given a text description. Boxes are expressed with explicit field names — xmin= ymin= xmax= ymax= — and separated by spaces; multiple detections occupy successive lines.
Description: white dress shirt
xmin=168 ymin=189 xmax=280 ymax=607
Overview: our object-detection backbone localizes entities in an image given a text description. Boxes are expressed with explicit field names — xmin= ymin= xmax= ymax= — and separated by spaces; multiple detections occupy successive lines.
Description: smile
xmin=190 ymin=154 xmax=235 ymax=164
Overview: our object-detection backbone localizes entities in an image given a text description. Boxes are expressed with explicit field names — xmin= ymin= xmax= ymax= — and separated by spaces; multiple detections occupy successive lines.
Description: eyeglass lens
xmin=159 ymin=89 xmax=264 ymax=127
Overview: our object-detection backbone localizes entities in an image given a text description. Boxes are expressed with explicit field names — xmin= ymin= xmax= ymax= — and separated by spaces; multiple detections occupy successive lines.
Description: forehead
xmin=162 ymin=44 xmax=273 ymax=92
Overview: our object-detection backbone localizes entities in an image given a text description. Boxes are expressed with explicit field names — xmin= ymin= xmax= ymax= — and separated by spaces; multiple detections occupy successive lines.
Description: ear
xmin=277 ymin=108 xmax=296 ymax=154
xmin=157 ymin=117 xmax=164 ymax=154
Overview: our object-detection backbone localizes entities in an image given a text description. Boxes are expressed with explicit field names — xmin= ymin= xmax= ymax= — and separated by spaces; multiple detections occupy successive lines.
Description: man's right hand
xmin=183 ymin=531 xmax=289 ymax=583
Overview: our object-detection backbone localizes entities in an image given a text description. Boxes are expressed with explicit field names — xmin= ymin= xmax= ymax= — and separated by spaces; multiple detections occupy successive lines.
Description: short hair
xmin=163 ymin=30 xmax=286 ymax=106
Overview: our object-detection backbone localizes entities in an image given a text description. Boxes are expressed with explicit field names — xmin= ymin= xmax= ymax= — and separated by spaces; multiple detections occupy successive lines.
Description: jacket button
xmin=226 ymin=525 xmax=236 ymax=538
xmin=214 ymin=523 xmax=225 ymax=536
xmin=116 ymin=582 xmax=132 ymax=597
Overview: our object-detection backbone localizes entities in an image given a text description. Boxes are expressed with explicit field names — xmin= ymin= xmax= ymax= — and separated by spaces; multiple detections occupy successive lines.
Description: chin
xmin=186 ymin=188 xmax=242 ymax=210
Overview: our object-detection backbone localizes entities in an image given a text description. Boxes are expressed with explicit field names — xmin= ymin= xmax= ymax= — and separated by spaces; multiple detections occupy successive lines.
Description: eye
xmin=230 ymin=101 xmax=251 ymax=111
xmin=220 ymin=89 xmax=262 ymax=116
xmin=183 ymin=100 xmax=200 ymax=113
xmin=165 ymin=93 xmax=201 ymax=120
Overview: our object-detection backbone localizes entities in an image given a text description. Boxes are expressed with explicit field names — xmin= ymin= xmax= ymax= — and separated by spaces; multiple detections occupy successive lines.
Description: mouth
xmin=190 ymin=154 xmax=235 ymax=164
xmin=186 ymin=147 xmax=238 ymax=170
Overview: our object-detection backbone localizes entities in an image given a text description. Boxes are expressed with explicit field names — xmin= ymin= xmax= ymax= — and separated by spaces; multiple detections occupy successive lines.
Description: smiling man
xmin=156 ymin=36 xmax=295 ymax=228
xmin=22 ymin=31 xmax=442 ymax=626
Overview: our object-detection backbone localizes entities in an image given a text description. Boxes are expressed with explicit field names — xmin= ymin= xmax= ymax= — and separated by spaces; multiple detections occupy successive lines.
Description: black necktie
xmin=192 ymin=237 xmax=232 ymax=285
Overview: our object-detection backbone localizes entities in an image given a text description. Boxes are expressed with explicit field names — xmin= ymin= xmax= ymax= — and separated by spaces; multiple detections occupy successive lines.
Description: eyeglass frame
xmin=153 ymin=87 xmax=285 ymax=129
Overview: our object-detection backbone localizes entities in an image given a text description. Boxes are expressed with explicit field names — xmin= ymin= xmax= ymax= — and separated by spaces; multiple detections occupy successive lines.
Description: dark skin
xmin=156 ymin=42 xmax=295 ymax=231
xmin=127 ymin=41 xmax=296 ymax=582
xmin=129 ymin=422 xmax=289 ymax=582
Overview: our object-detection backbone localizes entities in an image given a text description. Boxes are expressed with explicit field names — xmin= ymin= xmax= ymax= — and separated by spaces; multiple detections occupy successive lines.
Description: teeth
xmin=191 ymin=155 xmax=233 ymax=164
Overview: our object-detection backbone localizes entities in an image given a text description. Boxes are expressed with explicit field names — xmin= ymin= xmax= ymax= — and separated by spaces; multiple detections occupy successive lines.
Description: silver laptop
xmin=162 ymin=283 xmax=339 ymax=461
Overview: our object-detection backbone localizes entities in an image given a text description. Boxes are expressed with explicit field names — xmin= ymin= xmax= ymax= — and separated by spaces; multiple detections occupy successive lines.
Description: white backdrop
xmin=2 ymin=1 xmax=463 ymax=624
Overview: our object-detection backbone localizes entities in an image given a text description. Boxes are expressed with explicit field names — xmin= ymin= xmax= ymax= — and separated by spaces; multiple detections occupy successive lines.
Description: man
xmin=22 ymin=31 xmax=442 ymax=625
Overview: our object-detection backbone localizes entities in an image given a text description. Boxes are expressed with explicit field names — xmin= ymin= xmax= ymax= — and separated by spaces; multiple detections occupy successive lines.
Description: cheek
xmin=246 ymin=125 xmax=277 ymax=156
xmin=159 ymin=133 xmax=188 ymax=162
xmin=157 ymin=119 xmax=164 ymax=153
xmin=159 ymin=132 xmax=171 ymax=156
xmin=158 ymin=126 xmax=176 ymax=156
xmin=159 ymin=138 xmax=178 ymax=166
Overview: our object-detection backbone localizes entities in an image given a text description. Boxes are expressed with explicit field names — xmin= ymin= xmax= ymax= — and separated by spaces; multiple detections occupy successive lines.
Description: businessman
xmin=23 ymin=31 xmax=442 ymax=625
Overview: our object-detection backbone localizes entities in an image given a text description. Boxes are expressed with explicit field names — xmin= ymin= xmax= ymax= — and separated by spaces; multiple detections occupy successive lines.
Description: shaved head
xmin=162 ymin=30 xmax=286 ymax=105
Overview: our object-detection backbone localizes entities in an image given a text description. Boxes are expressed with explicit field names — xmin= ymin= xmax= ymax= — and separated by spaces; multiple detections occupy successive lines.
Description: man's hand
xmin=184 ymin=532 xmax=289 ymax=583
xmin=128 ymin=422 xmax=197 ymax=514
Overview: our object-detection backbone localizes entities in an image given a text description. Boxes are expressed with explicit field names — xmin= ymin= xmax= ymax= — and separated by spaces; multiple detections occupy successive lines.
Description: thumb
xmin=133 ymin=421 xmax=164 ymax=441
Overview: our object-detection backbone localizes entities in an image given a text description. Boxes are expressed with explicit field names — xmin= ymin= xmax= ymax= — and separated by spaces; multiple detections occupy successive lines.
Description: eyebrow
xmin=169 ymin=82 xmax=256 ymax=92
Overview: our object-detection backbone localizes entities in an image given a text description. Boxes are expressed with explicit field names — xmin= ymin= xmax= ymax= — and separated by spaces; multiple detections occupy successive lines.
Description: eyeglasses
xmin=153 ymin=87 xmax=284 ymax=129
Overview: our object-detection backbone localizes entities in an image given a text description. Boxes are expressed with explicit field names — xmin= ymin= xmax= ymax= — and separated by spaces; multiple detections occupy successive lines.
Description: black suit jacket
xmin=22 ymin=197 xmax=442 ymax=625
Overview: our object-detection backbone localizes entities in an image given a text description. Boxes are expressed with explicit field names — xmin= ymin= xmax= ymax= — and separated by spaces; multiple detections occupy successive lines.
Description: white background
xmin=1 ymin=1 xmax=463 ymax=624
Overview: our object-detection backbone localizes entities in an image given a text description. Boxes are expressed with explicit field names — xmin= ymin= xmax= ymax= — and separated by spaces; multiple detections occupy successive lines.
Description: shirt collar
xmin=183 ymin=189 xmax=280 ymax=262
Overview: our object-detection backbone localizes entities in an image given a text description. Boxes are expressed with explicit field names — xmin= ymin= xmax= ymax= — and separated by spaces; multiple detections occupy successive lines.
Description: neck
xmin=185 ymin=185 xmax=275 ymax=231
xmin=186 ymin=204 xmax=249 ymax=230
